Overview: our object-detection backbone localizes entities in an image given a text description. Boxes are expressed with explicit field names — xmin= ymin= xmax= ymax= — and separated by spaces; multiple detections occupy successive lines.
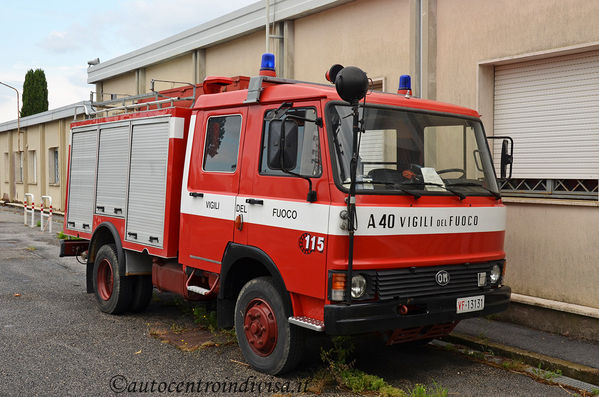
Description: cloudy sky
xmin=0 ymin=0 xmax=258 ymax=122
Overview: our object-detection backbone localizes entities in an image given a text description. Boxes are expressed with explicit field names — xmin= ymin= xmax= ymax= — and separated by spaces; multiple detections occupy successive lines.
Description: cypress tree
xmin=20 ymin=69 xmax=49 ymax=117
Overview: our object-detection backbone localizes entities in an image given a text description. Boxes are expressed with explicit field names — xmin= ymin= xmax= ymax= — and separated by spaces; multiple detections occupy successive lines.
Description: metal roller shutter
xmin=95 ymin=123 xmax=129 ymax=217
xmin=125 ymin=118 xmax=170 ymax=248
xmin=67 ymin=127 xmax=97 ymax=232
xmin=494 ymin=51 xmax=599 ymax=179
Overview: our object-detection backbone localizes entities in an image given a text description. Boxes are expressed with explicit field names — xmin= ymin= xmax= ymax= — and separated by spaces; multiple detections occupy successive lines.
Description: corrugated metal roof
xmin=0 ymin=101 xmax=90 ymax=132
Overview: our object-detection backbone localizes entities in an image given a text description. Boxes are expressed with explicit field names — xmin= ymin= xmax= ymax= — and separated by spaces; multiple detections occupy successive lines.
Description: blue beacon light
xmin=260 ymin=53 xmax=276 ymax=76
xmin=398 ymin=75 xmax=411 ymax=96
xmin=261 ymin=53 xmax=275 ymax=70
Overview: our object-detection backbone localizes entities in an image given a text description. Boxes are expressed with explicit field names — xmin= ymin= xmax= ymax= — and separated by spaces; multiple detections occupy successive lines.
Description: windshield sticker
xmin=420 ymin=167 xmax=445 ymax=191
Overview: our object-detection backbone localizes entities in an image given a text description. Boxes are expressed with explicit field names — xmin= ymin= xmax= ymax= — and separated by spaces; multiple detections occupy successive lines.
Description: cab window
xmin=203 ymin=115 xmax=242 ymax=172
xmin=260 ymin=108 xmax=322 ymax=177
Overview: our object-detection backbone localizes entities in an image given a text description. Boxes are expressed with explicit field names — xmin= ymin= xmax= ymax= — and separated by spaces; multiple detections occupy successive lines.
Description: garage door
xmin=494 ymin=51 xmax=599 ymax=180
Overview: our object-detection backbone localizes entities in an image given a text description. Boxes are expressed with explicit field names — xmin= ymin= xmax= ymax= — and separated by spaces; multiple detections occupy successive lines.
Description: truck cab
xmin=61 ymin=56 xmax=510 ymax=375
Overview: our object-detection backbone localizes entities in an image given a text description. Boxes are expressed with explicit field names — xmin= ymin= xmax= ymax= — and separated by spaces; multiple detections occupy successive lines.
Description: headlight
xmin=490 ymin=264 xmax=501 ymax=285
xmin=351 ymin=274 xmax=367 ymax=298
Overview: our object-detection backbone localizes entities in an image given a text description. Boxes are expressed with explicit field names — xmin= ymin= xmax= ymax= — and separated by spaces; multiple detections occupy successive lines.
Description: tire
xmin=234 ymin=277 xmax=304 ymax=375
xmin=129 ymin=275 xmax=154 ymax=313
xmin=92 ymin=244 xmax=132 ymax=314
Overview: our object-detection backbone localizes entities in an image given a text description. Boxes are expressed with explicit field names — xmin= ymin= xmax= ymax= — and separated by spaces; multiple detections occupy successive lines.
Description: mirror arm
xmin=282 ymin=169 xmax=317 ymax=202
xmin=285 ymin=114 xmax=323 ymax=127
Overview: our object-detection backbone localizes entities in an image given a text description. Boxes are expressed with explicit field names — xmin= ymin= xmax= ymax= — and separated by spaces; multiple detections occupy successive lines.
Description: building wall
xmin=205 ymin=29 xmax=266 ymax=78
xmin=504 ymin=201 xmax=599 ymax=308
xmin=433 ymin=0 xmax=599 ymax=309
xmin=145 ymin=53 xmax=194 ymax=90
xmin=0 ymin=118 xmax=71 ymax=212
xmin=101 ymin=71 xmax=137 ymax=100
xmin=294 ymin=0 xmax=410 ymax=91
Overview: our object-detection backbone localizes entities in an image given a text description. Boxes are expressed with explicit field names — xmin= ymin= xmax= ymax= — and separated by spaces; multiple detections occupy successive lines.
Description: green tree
xmin=20 ymin=69 xmax=48 ymax=117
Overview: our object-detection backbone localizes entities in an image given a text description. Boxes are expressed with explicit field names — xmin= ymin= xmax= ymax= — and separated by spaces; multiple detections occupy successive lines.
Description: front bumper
xmin=324 ymin=286 xmax=511 ymax=335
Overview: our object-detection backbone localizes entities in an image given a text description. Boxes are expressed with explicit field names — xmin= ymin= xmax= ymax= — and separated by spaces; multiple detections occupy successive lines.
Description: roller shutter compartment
xmin=95 ymin=123 xmax=129 ymax=217
xmin=67 ymin=127 xmax=98 ymax=232
xmin=125 ymin=118 xmax=170 ymax=248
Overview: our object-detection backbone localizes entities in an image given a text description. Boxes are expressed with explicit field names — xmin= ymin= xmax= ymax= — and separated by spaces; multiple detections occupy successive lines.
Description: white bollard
xmin=24 ymin=193 xmax=35 ymax=227
xmin=40 ymin=195 xmax=53 ymax=233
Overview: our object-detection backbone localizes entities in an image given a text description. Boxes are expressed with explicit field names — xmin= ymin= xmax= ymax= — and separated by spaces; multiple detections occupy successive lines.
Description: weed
xmin=191 ymin=305 xmax=218 ymax=332
xmin=169 ymin=323 xmax=187 ymax=334
xmin=591 ymin=388 xmax=599 ymax=396
xmin=531 ymin=363 xmax=562 ymax=380
xmin=407 ymin=383 xmax=448 ymax=397
xmin=56 ymin=231 xmax=81 ymax=240
xmin=318 ymin=337 xmax=447 ymax=397
xmin=501 ymin=359 xmax=527 ymax=372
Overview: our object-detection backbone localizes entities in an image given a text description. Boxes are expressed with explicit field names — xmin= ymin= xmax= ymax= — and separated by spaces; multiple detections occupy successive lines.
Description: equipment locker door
xmin=242 ymin=103 xmax=330 ymax=299
xmin=66 ymin=126 xmax=98 ymax=233
xmin=180 ymin=108 xmax=247 ymax=273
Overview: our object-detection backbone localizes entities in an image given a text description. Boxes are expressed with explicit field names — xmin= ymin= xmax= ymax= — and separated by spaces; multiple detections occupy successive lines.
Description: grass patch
xmin=501 ymin=359 xmax=527 ymax=372
xmin=192 ymin=305 xmax=218 ymax=332
xmin=591 ymin=388 xmax=599 ymax=396
xmin=407 ymin=383 xmax=448 ymax=397
xmin=317 ymin=337 xmax=448 ymax=397
xmin=531 ymin=363 xmax=562 ymax=380
xmin=56 ymin=231 xmax=81 ymax=240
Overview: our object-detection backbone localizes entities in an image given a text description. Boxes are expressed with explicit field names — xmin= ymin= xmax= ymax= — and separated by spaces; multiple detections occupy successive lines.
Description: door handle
xmin=245 ymin=198 xmax=264 ymax=205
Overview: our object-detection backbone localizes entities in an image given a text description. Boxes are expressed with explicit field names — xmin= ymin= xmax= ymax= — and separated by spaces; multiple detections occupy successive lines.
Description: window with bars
xmin=500 ymin=179 xmax=598 ymax=200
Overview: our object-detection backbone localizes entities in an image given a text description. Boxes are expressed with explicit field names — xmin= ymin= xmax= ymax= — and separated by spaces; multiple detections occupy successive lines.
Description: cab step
xmin=187 ymin=285 xmax=211 ymax=295
xmin=288 ymin=316 xmax=325 ymax=332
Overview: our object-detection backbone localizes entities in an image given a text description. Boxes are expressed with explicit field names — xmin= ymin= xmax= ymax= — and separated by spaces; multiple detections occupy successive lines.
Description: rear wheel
xmin=93 ymin=244 xmax=132 ymax=314
xmin=129 ymin=275 xmax=153 ymax=313
xmin=234 ymin=277 xmax=304 ymax=375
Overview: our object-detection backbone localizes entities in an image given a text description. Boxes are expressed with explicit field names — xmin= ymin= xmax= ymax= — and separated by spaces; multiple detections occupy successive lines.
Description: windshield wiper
xmin=400 ymin=181 xmax=466 ymax=200
xmin=345 ymin=180 xmax=422 ymax=199
xmin=369 ymin=181 xmax=422 ymax=199
xmin=445 ymin=181 xmax=501 ymax=199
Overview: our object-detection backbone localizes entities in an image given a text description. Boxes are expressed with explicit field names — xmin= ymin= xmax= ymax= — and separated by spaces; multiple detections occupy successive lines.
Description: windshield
xmin=328 ymin=104 xmax=499 ymax=196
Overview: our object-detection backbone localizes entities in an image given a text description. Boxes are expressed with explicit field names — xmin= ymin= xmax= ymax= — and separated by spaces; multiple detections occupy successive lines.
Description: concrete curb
xmin=443 ymin=332 xmax=599 ymax=386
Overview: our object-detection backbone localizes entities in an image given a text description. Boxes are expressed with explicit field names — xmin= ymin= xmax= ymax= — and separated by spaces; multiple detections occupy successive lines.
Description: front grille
xmin=376 ymin=262 xmax=497 ymax=300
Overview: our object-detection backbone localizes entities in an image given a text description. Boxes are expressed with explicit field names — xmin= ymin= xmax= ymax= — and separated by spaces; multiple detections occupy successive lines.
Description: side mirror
xmin=487 ymin=136 xmax=514 ymax=180
xmin=267 ymin=118 xmax=299 ymax=171
xmin=500 ymin=138 xmax=513 ymax=180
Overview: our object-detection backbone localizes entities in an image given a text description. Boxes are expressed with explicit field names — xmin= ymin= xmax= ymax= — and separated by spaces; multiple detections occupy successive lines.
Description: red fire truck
xmin=60 ymin=54 xmax=512 ymax=374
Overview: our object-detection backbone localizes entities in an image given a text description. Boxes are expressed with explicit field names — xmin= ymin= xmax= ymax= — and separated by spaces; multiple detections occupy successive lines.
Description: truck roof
xmin=71 ymin=75 xmax=480 ymax=128
xmin=193 ymin=77 xmax=480 ymax=119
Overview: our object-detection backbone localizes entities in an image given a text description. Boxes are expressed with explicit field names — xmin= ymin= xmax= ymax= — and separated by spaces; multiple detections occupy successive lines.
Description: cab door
xmin=241 ymin=102 xmax=330 ymax=299
xmin=180 ymin=107 xmax=247 ymax=272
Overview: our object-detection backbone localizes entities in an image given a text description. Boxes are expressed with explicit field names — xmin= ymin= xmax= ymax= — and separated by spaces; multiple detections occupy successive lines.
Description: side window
xmin=203 ymin=115 xmax=242 ymax=172
xmin=260 ymin=108 xmax=322 ymax=177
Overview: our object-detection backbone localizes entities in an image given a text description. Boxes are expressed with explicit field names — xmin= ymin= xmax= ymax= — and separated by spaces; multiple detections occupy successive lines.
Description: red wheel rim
xmin=97 ymin=259 xmax=114 ymax=301
xmin=243 ymin=298 xmax=278 ymax=356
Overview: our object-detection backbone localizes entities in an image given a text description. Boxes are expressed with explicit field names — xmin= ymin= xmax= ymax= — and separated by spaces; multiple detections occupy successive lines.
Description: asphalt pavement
xmin=0 ymin=205 xmax=590 ymax=396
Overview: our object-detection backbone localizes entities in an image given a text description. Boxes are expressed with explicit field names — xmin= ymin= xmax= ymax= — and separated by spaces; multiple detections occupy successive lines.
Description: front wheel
xmin=234 ymin=277 xmax=304 ymax=375
xmin=93 ymin=244 xmax=132 ymax=314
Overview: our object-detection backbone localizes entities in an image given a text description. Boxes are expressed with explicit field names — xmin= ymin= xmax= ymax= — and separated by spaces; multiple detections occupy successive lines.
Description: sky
xmin=0 ymin=0 xmax=259 ymax=123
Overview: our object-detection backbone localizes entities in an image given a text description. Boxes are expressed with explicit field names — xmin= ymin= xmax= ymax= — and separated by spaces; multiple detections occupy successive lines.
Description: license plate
xmin=456 ymin=295 xmax=485 ymax=314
